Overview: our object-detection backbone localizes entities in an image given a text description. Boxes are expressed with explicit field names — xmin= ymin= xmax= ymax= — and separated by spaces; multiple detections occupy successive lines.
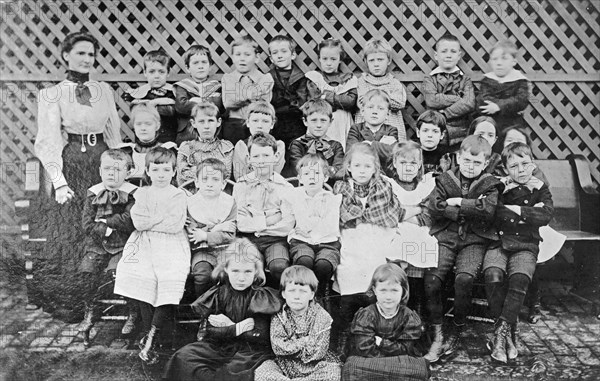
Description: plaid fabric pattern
xmin=342 ymin=355 xmax=430 ymax=381
xmin=334 ymin=177 xmax=400 ymax=229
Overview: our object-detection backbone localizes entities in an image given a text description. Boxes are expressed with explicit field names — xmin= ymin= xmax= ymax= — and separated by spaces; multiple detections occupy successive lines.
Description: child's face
xmin=457 ymin=150 xmax=489 ymax=178
xmin=363 ymin=96 xmax=389 ymax=127
xmin=349 ymin=153 xmax=377 ymax=185
xmin=187 ymin=53 xmax=211 ymax=82
xmin=99 ymin=157 xmax=129 ymax=190
xmin=282 ymin=282 xmax=315 ymax=314
xmin=417 ymin=123 xmax=444 ymax=150
xmin=365 ymin=52 xmax=390 ymax=77
xmin=249 ymin=145 xmax=278 ymax=175
xmin=503 ymin=129 xmax=528 ymax=147
xmin=247 ymin=112 xmax=275 ymax=136
xmin=373 ymin=280 xmax=403 ymax=312
xmin=298 ymin=163 xmax=328 ymax=195
xmin=319 ymin=47 xmax=341 ymax=74
xmin=225 ymin=260 xmax=256 ymax=291
xmin=434 ymin=40 xmax=462 ymax=72
xmin=304 ymin=112 xmax=332 ymax=138
xmin=192 ymin=112 xmax=221 ymax=140
xmin=144 ymin=61 xmax=169 ymax=88
xmin=146 ymin=162 xmax=175 ymax=188
xmin=394 ymin=152 xmax=421 ymax=182
xmin=269 ymin=41 xmax=296 ymax=70
xmin=506 ymin=154 xmax=535 ymax=185
xmin=232 ymin=44 xmax=259 ymax=74
xmin=195 ymin=165 xmax=226 ymax=198
xmin=133 ymin=111 xmax=160 ymax=143
xmin=474 ymin=122 xmax=497 ymax=147
xmin=490 ymin=48 xmax=517 ymax=78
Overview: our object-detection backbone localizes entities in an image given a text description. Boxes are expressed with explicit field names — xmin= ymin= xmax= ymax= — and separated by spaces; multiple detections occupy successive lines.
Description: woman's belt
xmin=67 ymin=133 xmax=104 ymax=152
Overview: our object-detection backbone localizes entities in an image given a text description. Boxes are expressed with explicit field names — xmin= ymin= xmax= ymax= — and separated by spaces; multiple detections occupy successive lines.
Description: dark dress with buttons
xmin=163 ymin=283 xmax=282 ymax=381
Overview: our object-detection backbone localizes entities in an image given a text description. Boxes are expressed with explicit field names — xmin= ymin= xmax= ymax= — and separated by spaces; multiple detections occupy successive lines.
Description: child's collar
xmin=125 ymin=83 xmax=174 ymax=99
xmin=89 ymin=181 xmax=137 ymax=196
xmin=234 ymin=68 xmax=262 ymax=83
xmin=430 ymin=66 xmax=463 ymax=76
xmin=484 ymin=69 xmax=528 ymax=83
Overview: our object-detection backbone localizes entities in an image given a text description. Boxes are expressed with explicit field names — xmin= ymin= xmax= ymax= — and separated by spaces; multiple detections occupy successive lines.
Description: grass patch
xmin=0 ymin=347 xmax=165 ymax=381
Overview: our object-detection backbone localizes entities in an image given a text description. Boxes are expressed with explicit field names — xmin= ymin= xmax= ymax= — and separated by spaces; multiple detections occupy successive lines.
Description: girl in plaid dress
xmin=343 ymin=264 xmax=430 ymax=381
xmin=332 ymin=143 xmax=401 ymax=352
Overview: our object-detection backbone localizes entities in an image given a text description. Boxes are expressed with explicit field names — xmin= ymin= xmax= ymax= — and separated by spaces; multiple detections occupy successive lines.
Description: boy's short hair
xmin=490 ymin=40 xmax=518 ymax=58
xmin=247 ymin=101 xmax=276 ymax=121
xmin=460 ymin=135 xmax=492 ymax=159
xmin=268 ymin=35 xmax=296 ymax=53
xmin=300 ymin=99 xmax=333 ymax=120
xmin=318 ymin=38 xmax=346 ymax=61
xmin=362 ymin=89 xmax=391 ymax=108
xmin=280 ymin=265 xmax=319 ymax=293
xmin=131 ymin=103 xmax=160 ymax=125
xmin=183 ymin=44 xmax=213 ymax=67
xmin=392 ymin=141 xmax=424 ymax=182
xmin=145 ymin=146 xmax=176 ymax=170
xmin=191 ymin=102 xmax=220 ymax=120
xmin=295 ymin=153 xmax=329 ymax=177
xmin=362 ymin=37 xmax=393 ymax=60
xmin=416 ymin=110 xmax=446 ymax=133
xmin=435 ymin=33 xmax=461 ymax=50
xmin=501 ymin=142 xmax=533 ymax=166
xmin=232 ymin=35 xmax=259 ymax=54
xmin=195 ymin=158 xmax=227 ymax=180
xmin=501 ymin=126 xmax=532 ymax=146
xmin=100 ymin=149 xmax=134 ymax=171
xmin=248 ymin=132 xmax=278 ymax=154
xmin=143 ymin=49 xmax=171 ymax=71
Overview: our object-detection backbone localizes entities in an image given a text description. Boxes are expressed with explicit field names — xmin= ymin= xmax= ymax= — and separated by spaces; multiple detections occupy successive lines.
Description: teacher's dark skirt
xmin=28 ymin=139 xmax=108 ymax=322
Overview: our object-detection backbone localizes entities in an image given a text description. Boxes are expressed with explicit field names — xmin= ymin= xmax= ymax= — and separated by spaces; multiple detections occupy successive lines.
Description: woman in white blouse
xmin=33 ymin=32 xmax=122 ymax=321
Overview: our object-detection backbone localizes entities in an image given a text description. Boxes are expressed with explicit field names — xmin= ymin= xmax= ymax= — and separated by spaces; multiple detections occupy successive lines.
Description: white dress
xmin=114 ymin=185 xmax=191 ymax=306
xmin=384 ymin=174 xmax=439 ymax=269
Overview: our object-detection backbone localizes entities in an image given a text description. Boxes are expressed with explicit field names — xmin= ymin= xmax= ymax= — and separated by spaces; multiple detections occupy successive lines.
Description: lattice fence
xmin=1 ymin=0 xmax=599 ymax=226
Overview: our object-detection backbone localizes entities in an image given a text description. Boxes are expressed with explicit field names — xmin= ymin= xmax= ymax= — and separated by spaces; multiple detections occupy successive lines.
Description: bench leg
xmin=572 ymin=241 xmax=600 ymax=298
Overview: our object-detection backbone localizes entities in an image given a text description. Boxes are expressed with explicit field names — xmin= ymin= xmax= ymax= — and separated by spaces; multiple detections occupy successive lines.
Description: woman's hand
xmin=55 ymin=185 xmax=74 ymax=204
xmin=208 ymin=314 xmax=235 ymax=327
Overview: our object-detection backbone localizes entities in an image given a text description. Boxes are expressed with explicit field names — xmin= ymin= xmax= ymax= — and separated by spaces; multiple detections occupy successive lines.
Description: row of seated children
xmin=78 ymin=125 xmax=553 ymax=372
xmin=124 ymin=32 xmax=528 ymax=171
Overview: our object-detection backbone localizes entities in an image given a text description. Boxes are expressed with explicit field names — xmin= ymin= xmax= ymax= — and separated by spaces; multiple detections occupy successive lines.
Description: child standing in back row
xmin=422 ymin=33 xmax=475 ymax=149
xmin=222 ymin=35 xmax=274 ymax=145
xmin=356 ymin=37 xmax=407 ymax=141
xmin=268 ymin=35 xmax=308 ymax=148
xmin=306 ymin=38 xmax=357 ymax=148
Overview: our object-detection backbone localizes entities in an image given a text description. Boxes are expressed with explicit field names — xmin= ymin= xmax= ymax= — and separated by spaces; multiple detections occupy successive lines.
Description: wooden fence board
xmin=1 ymin=0 xmax=598 ymax=226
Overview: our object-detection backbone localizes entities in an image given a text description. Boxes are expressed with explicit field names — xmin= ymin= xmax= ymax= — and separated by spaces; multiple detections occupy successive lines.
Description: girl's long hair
xmin=211 ymin=238 xmax=266 ymax=287
xmin=366 ymin=263 xmax=410 ymax=306
xmin=343 ymin=142 xmax=380 ymax=181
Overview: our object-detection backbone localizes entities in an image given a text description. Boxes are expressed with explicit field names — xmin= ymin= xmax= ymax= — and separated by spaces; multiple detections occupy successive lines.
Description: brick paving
xmin=1 ymin=278 xmax=599 ymax=380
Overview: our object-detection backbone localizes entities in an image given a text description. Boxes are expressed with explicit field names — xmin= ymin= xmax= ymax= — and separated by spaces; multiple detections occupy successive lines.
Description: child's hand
xmin=212 ymin=220 xmax=236 ymax=232
xmin=236 ymin=318 xmax=255 ymax=335
xmin=148 ymin=98 xmax=175 ymax=107
xmin=379 ymin=135 xmax=397 ymax=145
xmin=534 ymin=202 xmax=544 ymax=207
xmin=208 ymin=314 xmax=235 ymax=327
xmin=130 ymin=99 xmax=145 ymax=105
xmin=265 ymin=211 xmax=282 ymax=226
xmin=505 ymin=205 xmax=522 ymax=215
xmin=446 ymin=197 xmax=463 ymax=207
xmin=321 ymin=90 xmax=334 ymax=101
xmin=189 ymin=228 xmax=208 ymax=243
xmin=189 ymin=96 xmax=204 ymax=104
xmin=480 ymin=100 xmax=500 ymax=115
xmin=374 ymin=336 xmax=383 ymax=346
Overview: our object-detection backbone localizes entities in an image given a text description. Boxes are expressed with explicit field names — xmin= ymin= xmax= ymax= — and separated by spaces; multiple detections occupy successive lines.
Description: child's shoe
xmin=121 ymin=311 xmax=138 ymax=335
xmin=506 ymin=322 xmax=519 ymax=360
xmin=490 ymin=320 xmax=510 ymax=363
xmin=527 ymin=304 xmax=541 ymax=324
xmin=443 ymin=321 xmax=464 ymax=356
xmin=139 ymin=325 xmax=160 ymax=365
xmin=424 ymin=324 xmax=447 ymax=363
xmin=196 ymin=319 xmax=207 ymax=341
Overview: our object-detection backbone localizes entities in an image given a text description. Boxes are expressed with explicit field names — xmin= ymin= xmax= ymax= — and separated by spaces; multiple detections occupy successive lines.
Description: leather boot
xmin=491 ymin=320 xmax=510 ymax=363
xmin=506 ymin=322 xmax=519 ymax=360
xmin=443 ymin=322 xmax=464 ymax=356
xmin=139 ymin=325 xmax=160 ymax=365
xmin=79 ymin=304 xmax=95 ymax=333
xmin=424 ymin=324 xmax=447 ymax=363
xmin=121 ymin=311 xmax=138 ymax=335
